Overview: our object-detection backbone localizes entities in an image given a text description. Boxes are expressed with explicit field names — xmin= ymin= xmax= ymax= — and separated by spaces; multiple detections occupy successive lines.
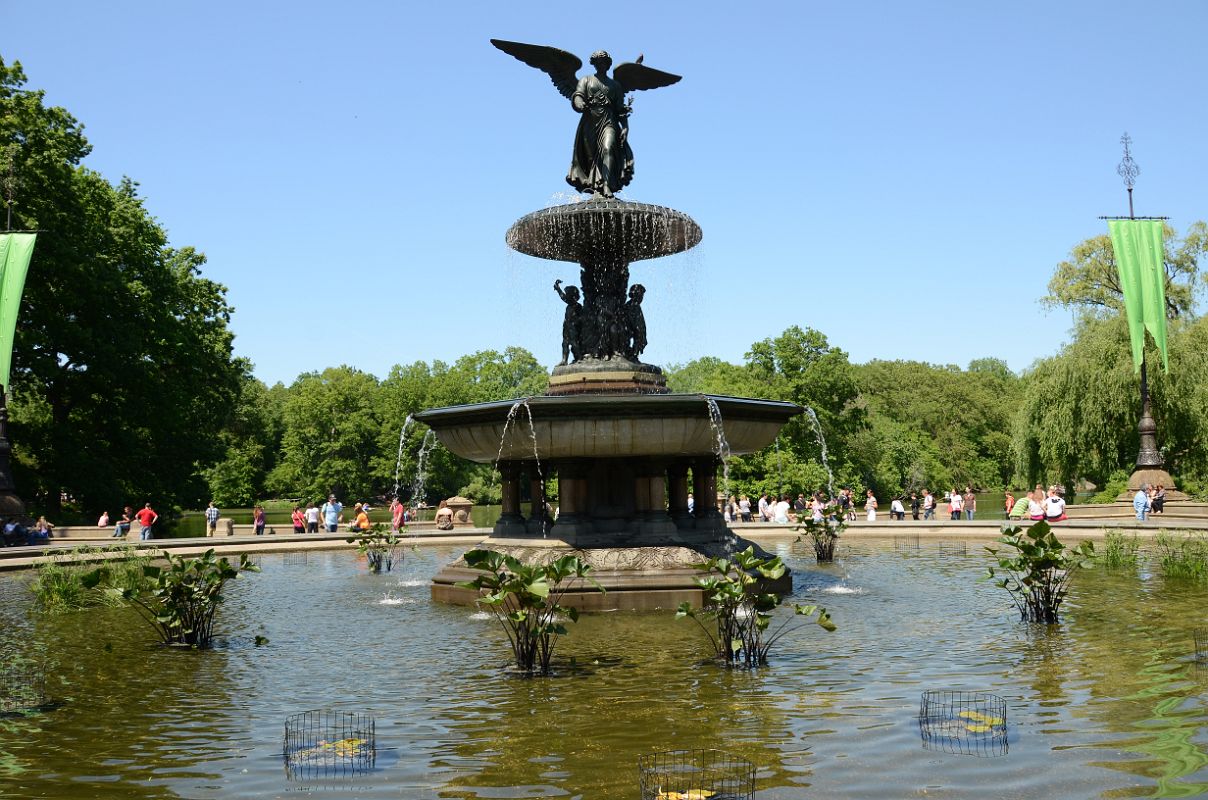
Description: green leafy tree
xmin=1042 ymin=222 xmax=1207 ymax=318
xmin=376 ymin=348 xmax=548 ymax=506
xmin=3 ymin=58 xmax=242 ymax=517
xmin=1012 ymin=315 xmax=1208 ymax=491
xmin=267 ymin=366 xmax=383 ymax=501
xmin=852 ymin=359 xmax=1021 ymax=494
xmin=203 ymin=370 xmax=283 ymax=506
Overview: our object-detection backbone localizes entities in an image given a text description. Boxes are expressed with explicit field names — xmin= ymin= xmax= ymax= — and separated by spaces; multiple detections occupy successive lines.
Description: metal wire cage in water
xmin=894 ymin=534 xmax=920 ymax=551
xmin=637 ymin=749 xmax=755 ymax=800
xmin=282 ymin=551 xmax=309 ymax=566
xmin=283 ymin=709 xmax=376 ymax=781
xmin=937 ymin=540 xmax=967 ymax=555
xmin=919 ymin=690 xmax=1008 ymax=757
xmin=1194 ymin=629 xmax=1208 ymax=662
xmin=0 ymin=665 xmax=48 ymax=714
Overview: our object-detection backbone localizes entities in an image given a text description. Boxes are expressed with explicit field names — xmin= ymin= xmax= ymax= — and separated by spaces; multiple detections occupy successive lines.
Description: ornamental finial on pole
xmin=1117 ymin=132 xmax=1140 ymax=218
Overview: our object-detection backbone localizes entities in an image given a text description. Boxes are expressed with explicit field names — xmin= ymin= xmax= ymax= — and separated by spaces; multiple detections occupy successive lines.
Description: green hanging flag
xmin=0 ymin=232 xmax=37 ymax=390
xmin=1107 ymin=219 xmax=1168 ymax=373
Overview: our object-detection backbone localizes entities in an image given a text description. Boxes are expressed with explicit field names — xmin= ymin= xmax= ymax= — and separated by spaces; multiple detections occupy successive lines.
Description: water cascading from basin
xmin=804 ymin=407 xmax=835 ymax=499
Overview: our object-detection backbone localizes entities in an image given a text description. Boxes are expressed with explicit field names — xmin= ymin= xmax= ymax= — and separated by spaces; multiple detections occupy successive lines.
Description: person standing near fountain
xmin=865 ymin=490 xmax=878 ymax=522
xmin=322 ymin=495 xmax=343 ymax=533
xmin=135 ymin=503 xmax=158 ymax=541
xmin=1133 ymin=483 xmax=1151 ymax=521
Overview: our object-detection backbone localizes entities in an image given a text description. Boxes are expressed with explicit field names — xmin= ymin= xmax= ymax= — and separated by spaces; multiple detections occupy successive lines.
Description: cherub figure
xmin=553 ymin=279 xmax=583 ymax=365
xmin=624 ymin=283 xmax=647 ymax=361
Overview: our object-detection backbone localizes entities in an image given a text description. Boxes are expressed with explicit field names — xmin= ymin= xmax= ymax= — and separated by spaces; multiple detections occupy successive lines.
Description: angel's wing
xmin=612 ymin=62 xmax=682 ymax=92
xmin=490 ymin=39 xmax=582 ymax=99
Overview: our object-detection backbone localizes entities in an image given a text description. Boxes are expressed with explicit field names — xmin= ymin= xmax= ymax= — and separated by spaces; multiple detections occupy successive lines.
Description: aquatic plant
xmin=1154 ymin=531 xmax=1208 ymax=583
xmin=118 ymin=549 xmax=259 ymax=649
xmin=793 ymin=503 xmax=844 ymax=562
xmin=1100 ymin=531 xmax=1141 ymax=570
xmin=346 ymin=524 xmax=401 ymax=573
xmin=677 ymin=546 xmax=834 ymax=667
xmin=30 ymin=545 xmax=152 ymax=613
xmin=985 ymin=522 xmax=1094 ymax=624
xmin=456 ymin=549 xmax=600 ymax=675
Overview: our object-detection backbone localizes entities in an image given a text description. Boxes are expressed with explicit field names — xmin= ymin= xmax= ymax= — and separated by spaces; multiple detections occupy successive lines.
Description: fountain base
xmin=431 ymin=534 xmax=792 ymax=612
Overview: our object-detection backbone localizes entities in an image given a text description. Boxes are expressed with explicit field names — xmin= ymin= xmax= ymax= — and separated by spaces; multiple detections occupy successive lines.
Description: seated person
xmin=2 ymin=518 xmax=30 ymax=547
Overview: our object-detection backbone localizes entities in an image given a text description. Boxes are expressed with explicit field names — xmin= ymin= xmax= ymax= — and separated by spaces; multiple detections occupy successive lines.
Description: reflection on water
xmin=2 ymin=539 xmax=1208 ymax=798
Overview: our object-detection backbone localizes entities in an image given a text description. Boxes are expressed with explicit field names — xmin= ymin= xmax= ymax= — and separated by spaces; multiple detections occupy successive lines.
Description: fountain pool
xmin=2 ymin=539 xmax=1208 ymax=798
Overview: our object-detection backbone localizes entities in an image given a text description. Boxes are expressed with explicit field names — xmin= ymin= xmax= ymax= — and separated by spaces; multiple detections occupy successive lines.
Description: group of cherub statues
xmin=554 ymin=279 xmax=647 ymax=365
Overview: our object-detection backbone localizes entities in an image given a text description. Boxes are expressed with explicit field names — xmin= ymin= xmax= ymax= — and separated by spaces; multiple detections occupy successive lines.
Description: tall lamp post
xmin=1098 ymin=134 xmax=1183 ymax=502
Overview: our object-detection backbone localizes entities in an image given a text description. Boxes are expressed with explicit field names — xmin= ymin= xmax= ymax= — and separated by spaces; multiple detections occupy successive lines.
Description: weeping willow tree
xmin=1012 ymin=314 xmax=1208 ymax=492
xmin=1016 ymin=222 xmax=1208 ymax=494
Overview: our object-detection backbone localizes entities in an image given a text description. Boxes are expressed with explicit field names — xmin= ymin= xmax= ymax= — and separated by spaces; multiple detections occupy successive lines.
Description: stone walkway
xmin=0 ymin=529 xmax=487 ymax=571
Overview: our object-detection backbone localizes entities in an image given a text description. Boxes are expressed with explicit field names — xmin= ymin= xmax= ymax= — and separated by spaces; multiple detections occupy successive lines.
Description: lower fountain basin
xmin=413 ymin=393 xmax=801 ymax=463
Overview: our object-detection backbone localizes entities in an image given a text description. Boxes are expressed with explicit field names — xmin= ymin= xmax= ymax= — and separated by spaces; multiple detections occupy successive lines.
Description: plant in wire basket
xmin=985 ymin=521 xmax=1094 ymax=624
xmin=346 ymin=523 xmax=402 ymax=573
xmin=455 ymin=549 xmax=601 ymax=675
xmin=793 ymin=502 xmax=844 ymax=562
xmin=677 ymin=546 xmax=834 ymax=667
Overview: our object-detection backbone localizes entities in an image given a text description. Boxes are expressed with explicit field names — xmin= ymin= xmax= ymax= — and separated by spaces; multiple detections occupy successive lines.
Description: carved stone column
xmin=552 ymin=460 xmax=591 ymax=542
xmin=692 ymin=457 xmax=721 ymax=526
xmin=527 ymin=472 xmax=550 ymax=536
xmin=495 ymin=461 xmax=527 ymax=537
xmin=668 ymin=460 xmax=692 ymax=530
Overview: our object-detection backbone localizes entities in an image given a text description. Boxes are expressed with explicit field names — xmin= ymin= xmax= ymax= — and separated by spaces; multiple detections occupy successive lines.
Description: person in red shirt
xmin=135 ymin=503 xmax=158 ymax=541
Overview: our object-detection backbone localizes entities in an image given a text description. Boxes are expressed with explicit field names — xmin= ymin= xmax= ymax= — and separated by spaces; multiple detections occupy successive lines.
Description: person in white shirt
xmin=865 ymin=490 xmax=878 ymax=521
xmin=304 ymin=502 xmax=321 ymax=533
xmin=1027 ymin=490 xmax=1045 ymax=521
xmin=890 ymin=498 xmax=905 ymax=520
xmin=1043 ymin=489 xmax=1066 ymax=521
xmin=773 ymin=495 xmax=791 ymax=524
xmin=949 ymin=490 xmax=963 ymax=521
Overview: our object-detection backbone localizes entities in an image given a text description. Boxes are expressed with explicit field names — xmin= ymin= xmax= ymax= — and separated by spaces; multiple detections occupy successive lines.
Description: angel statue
xmin=491 ymin=40 xmax=682 ymax=198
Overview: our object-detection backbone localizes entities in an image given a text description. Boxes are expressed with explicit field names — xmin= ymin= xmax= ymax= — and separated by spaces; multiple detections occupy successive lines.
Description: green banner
xmin=0 ymin=232 xmax=37 ymax=390
xmin=1108 ymin=219 xmax=1168 ymax=373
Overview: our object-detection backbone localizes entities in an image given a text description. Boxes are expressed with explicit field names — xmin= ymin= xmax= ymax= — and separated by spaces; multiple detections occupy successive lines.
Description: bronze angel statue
xmin=491 ymin=39 xmax=682 ymax=198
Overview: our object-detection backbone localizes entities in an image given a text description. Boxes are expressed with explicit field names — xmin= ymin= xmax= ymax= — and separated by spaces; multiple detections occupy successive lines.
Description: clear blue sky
xmin=5 ymin=1 xmax=1207 ymax=386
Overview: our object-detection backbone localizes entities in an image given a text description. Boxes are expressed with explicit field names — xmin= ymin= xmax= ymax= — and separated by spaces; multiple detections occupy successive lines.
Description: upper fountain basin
xmin=506 ymin=199 xmax=703 ymax=263
xmin=413 ymin=393 xmax=801 ymax=464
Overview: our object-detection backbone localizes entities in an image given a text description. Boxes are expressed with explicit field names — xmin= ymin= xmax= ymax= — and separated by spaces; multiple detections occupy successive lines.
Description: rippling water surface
xmin=3 ymin=537 xmax=1208 ymax=799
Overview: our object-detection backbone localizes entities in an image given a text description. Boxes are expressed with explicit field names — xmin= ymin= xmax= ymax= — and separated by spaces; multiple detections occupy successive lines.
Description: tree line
xmin=5 ymin=56 xmax=1207 ymax=521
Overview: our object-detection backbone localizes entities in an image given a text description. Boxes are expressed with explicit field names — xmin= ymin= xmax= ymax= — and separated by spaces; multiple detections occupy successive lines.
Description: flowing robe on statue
xmin=566 ymin=73 xmax=634 ymax=196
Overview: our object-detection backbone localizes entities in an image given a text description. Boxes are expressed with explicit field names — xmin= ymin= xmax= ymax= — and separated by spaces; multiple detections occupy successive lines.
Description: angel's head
xmin=590 ymin=50 xmax=612 ymax=71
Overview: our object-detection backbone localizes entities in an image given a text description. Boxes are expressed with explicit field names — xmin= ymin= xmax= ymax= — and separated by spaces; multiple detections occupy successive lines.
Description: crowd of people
xmin=1005 ymin=485 xmax=1067 ymax=522
xmin=718 ymin=485 xmax=1084 ymax=525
